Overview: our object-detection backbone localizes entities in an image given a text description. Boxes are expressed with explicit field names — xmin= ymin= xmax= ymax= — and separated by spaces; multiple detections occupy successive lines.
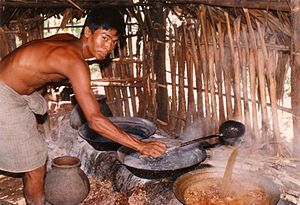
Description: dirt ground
xmin=1 ymin=101 xmax=299 ymax=205
xmin=0 ymin=174 xmax=148 ymax=205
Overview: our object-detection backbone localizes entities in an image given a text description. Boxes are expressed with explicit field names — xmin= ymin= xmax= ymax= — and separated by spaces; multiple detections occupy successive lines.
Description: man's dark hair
xmin=81 ymin=7 xmax=125 ymax=37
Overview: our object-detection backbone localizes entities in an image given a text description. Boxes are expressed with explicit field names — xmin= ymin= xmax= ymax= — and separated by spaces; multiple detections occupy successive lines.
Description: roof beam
xmin=167 ymin=0 xmax=291 ymax=11
xmin=0 ymin=0 xmax=135 ymax=8
xmin=0 ymin=0 xmax=291 ymax=11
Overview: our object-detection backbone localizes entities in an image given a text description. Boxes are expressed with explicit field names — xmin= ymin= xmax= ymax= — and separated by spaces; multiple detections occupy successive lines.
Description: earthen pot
xmin=45 ymin=156 xmax=90 ymax=205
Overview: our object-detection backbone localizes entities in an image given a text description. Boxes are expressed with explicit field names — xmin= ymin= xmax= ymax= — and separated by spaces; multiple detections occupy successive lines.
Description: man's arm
xmin=62 ymin=58 xmax=166 ymax=157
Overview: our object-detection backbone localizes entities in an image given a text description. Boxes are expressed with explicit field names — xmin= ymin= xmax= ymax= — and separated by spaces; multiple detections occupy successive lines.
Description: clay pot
xmin=45 ymin=156 xmax=90 ymax=205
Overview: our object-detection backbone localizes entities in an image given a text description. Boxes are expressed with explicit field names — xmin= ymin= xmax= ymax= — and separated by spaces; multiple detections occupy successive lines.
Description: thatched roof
xmin=0 ymin=0 xmax=292 ymax=27
xmin=0 ymin=0 xmax=292 ymax=50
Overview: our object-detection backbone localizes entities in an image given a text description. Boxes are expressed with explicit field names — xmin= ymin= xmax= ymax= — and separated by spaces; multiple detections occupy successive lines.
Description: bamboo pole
xmin=240 ymin=37 xmax=250 ymax=126
xmin=101 ymin=65 xmax=117 ymax=116
xmin=131 ymin=6 xmax=148 ymax=117
xmin=136 ymin=63 xmax=145 ymax=116
xmin=208 ymin=25 xmax=218 ymax=125
xmin=241 ymin=26 xmax=252 ymax=133
xmin=249 ymin=51 xmax=260 ymax=140
xmin=195 ymin=24 xmax=204 ymax=118
xmin=257 ymin=48 xmax=270 ymax=143
xmin=144 ymin=8 xmax=157 ymax=120
xmin=275 ymin=52 xmax=289 ymax=100
xmin=233 ymin=16 xmax=247 ymax=123
xmin=244 ymin=8 xmax=269 ymax=143
xmin=176 ymin=26 xmax=186 ymax=133
xmin=218 ymin=25 xmax=233 ymax=119
xmin=199 ymin=8 xmax=211 ymax=118
xmin=127 ymin=23 xmax=137 ymax=116
xmin=111 ymin=51 xmax=124 ymax=116
xmin=141 ymin=7 xmax=156 ymax=119
xmin=184 ymin=25 xmax=196 ymax=125
xmin=119 ymin=44 xmax=131 ymax=116
xmin=91 ymin=77 xmax=143 ymax=83
xmin=256 ymin=20 xmax=283 ymax=156
xmin=225 ymin=12 xmax=242 ymax=121
xmin=242 ymin=23 xmax=259 ymax=141
xmin=188 ymin=26 xmax=201 ymax=121
xmin=183 ymin=24 xmax=192 ymax=125
xmin=135 ymin=28 xmax=145 ymax=117
xmin=135 ymin=38 xmax=145 ymax=117
xmin=168 ymin=25 xmax=178 ymax=131
xmin=147 ymin=44 xmax=156 ymax=119
xmin=212 ymin=22 xmax=225 ymax=123
xmin=91 ymin=82 xmax=142 ymax=88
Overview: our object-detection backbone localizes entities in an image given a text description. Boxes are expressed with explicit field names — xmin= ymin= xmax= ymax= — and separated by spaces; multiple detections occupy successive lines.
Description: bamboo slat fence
xmin=0 ymin=4 xmax=298 ymax=156
xmin=94 ymin=5 xmax=294 ymax=156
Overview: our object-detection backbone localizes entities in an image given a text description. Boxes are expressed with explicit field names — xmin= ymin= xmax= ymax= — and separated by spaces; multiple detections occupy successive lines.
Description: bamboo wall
xmin=98 ymin=6 xmax=292 ymax=156
xmin=0 ymin=5 xmax=296 ymax=156
xmin=0 ymin=16 xmax=44 ymax=60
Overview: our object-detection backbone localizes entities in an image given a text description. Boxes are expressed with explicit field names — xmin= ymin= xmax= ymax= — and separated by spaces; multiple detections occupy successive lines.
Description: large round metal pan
xmin=173 ymin=168 xmax=281 ymax=205
xmin=70 ymin=94 xmax=113 ymax=130
xmin=117 ymin=138 xmax=207 ymax=179
xmin=78 ymin=117 xmax=156 ymax=151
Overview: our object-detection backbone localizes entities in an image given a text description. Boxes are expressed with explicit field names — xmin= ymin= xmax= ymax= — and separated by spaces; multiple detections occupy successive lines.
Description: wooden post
xmin=150 ymin=3 xmax=169 ymax=123
xmin=130 ymin=6 xmax=147 ymax=117
xmin=291 ymin=0 xmax=300 ymax=156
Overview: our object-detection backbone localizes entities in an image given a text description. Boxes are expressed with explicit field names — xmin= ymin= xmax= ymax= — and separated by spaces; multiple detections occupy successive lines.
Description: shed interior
xmin=0 ymin=0 xmax=300 ymax=204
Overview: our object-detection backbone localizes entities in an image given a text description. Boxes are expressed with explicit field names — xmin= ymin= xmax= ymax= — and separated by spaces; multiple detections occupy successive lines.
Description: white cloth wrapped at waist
xmin=0 ymin=82 xmax=48 ymax=173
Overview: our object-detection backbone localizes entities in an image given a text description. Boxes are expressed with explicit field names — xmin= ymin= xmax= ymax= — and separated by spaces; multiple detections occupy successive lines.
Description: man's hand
xmin=138 ymin=140 xmax=167 ymax=158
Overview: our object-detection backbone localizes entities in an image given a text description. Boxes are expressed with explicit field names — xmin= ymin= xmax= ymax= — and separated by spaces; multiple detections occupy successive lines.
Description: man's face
xmin=87 ymin=27 xmax=119 ymax=60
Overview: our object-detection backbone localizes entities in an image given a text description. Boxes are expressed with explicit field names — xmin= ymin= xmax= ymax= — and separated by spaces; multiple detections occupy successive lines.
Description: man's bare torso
xmin=0 ymin=34 xmax=84 ymax=95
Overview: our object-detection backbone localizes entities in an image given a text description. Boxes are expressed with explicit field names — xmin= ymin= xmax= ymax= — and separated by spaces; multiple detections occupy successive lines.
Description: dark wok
xmin=116 ymin=120 xmax=245 ymax=179
xmin=117 ymin=138 xmax=207 ymax=179
xmin=78 ymin=117 xmax=156 ymax=151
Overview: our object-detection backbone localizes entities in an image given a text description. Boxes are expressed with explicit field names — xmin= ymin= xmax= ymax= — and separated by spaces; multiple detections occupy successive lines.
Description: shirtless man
xmin=0 ymin=8 xmax=166 ymax=205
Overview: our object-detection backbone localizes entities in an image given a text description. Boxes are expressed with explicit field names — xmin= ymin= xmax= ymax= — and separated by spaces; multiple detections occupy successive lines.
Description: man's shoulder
xmin=23 ymin=33 xmax=80 ymax=50
xmin=45 ymin=33 xmax=79 ymax=41
xmin=37 ymin=34 xmax=82 ymax=57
